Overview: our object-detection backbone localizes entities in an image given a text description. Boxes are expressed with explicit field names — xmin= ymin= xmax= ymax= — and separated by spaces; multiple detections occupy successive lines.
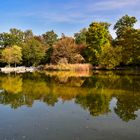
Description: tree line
xmin=0 ymin=15 xmax=140 ymax=69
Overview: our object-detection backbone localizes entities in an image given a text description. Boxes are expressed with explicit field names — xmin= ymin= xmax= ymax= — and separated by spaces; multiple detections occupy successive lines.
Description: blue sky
xmin=0 ymin=0 xmax=140 ymax=37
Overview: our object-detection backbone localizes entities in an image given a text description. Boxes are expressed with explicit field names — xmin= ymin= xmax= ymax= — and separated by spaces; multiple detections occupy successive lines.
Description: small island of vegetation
xmin=0 ymin=15 xmax=140 ymax=72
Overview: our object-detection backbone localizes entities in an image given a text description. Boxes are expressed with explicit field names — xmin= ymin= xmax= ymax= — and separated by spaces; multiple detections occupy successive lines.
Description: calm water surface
xmin=0 ymin=71 xmax=140 ymax=140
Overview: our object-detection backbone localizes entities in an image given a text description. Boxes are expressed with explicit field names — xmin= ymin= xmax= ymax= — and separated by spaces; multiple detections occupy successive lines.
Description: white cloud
xmin=4 ymin=0 xmax=140 ymax=29
xmin=135 ymin=21 xmax=140 ymax=29
xmin=88 ymin=0 xmax=139 ymax=11
xmin=45 ymin=0 xmax=140 ymax=23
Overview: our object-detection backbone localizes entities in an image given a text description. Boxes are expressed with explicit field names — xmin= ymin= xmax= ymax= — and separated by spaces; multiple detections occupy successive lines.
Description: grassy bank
xmin=44 ymin=64 xmax=93 ymax=71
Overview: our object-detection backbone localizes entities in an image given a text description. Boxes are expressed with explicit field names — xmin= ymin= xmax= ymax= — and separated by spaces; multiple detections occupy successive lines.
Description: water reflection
xmin=0 ymin=71 xmax=140 ymax=122
xmin=115 ymin=94 xmax=140 ymax=122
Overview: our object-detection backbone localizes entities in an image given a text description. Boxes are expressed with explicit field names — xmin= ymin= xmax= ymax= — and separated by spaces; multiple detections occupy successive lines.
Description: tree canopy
xmin=85 ymin=22 xmax=111 ymax=65
xmin=51 ymin=37 xmax=85 ymax=64
xmin=1 ymin=45 xmax=22 ymax=67
xmin=0 ymin=15 xmax=140 ymax=69
xmin=22 ymin=38 xmax=45 ymax=66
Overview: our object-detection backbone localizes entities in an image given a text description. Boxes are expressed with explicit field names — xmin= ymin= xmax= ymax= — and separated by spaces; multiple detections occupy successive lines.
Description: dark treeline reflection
xmin=0 ymin=71 xmax=140 ymax=122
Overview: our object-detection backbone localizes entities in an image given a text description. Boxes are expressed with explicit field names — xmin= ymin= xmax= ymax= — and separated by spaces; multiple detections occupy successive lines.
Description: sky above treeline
xmin=0 ymin=0 xmax=140 ymax=37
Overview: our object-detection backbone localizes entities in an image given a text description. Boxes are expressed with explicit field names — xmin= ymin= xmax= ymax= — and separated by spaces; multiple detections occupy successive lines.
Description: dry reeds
xmin=44 ymin=63 xmax=93 ymax=71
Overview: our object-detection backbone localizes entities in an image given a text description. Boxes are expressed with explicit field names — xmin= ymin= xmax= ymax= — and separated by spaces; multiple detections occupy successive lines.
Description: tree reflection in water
xmin=0 ymin=71 xmax=140 ymax=122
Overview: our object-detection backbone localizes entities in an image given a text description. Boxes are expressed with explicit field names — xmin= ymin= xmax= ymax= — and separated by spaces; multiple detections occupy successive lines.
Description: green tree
xmin=98 ymin=44 xmax=122 ymax=69
xmin=121 ymin=29 xmax=140 ymax=65
xmin=74 ymin=28 xmax=87 ymax=45
xmin=0 ymin=33 xmax=18 ymax=47
xmin=0 ymin=28 xmax=24 ymax=47
xmin=42 ymin=30 xmax=58 ymax=46
xmin=24 ymin=30 xmax=34 ymax=40
xmin=114 ymin=15 xmax=140 ymax=65
xmin=10 ymin=28 xmax=24 ymax=39
xmin=9 ymin=28 xmax=25 ymax=45
xmin=74 ymin=28 xmax=87 ymax=60
xmin=42 ymin=30 xmax=58 ymax=63
xmin=22 ymin=38 xmax=45 ymax=66
xmin=114 ymin=15 xmax=137 ymax=38
xmin=85 ymin=22 xmax=111 ymax=65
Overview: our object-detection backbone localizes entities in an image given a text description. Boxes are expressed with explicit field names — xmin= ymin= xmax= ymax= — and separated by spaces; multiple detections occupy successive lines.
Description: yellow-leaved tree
xmin=1 ymin=45 xmax=22 ymax=67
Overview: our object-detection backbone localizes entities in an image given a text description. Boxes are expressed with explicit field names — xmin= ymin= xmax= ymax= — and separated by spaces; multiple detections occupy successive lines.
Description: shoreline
xmin=0 ymin=64 xmax=93 ymax=73
xmin=0 ymin=66 xmax=36 ymax=73
xmin=0 ymin=64 xmax=140 ymax=74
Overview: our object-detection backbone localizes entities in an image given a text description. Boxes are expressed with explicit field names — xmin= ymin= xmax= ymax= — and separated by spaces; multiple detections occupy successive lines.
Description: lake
xmin=0 ymin=71 xmax=140 ymax=140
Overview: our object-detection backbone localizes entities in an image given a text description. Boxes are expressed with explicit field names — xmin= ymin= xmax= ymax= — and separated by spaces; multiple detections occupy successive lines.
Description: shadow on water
xmin=0 ymin=70 xmax=140 ymax=122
